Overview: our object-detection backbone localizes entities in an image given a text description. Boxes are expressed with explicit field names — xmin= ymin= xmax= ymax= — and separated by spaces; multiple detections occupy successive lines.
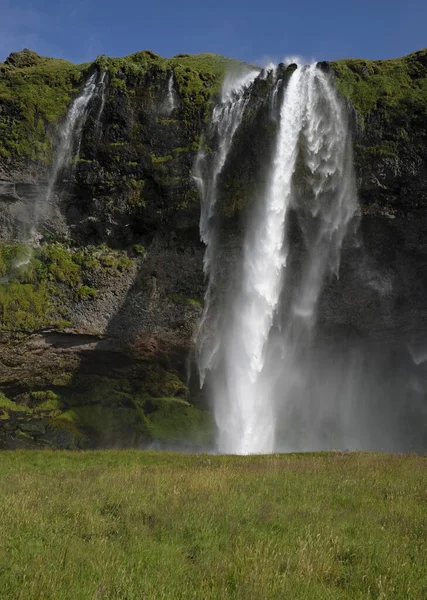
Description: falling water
xmin=196 ymin=64 xmax=358 ymax=454
xmin=161 ymin=72 xmax=178 ymax=115
xmin=95 ymin=70 xmax=107 ymax=131
xmin=39 ymin=72 xmax=100 ymax=228
xmin=193 ymin=68 xmax=259 ymax=383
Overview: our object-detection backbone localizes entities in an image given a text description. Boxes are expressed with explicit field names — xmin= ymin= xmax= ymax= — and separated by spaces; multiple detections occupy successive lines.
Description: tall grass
xmin=0 ymin=451 xmax=426 ymax=599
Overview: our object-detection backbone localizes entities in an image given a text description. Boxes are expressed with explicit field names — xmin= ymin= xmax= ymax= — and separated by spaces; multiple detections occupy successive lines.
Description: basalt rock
xmin=0 ymin=48 xmax=426 ymax=448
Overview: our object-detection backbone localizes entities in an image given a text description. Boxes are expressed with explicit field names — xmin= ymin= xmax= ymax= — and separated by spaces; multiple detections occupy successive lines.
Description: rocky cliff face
xmin=0 ymin=48 xmax=426 ymax=449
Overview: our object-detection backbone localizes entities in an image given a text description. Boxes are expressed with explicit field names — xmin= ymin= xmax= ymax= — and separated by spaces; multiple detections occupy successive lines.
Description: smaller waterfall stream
xmin=95 ymin=70 xmax=107 ymax=131
xmin=34 ymin=72 xmax=101 ymax=232
xmin=161 ymin=72 xmax=178 ymax=115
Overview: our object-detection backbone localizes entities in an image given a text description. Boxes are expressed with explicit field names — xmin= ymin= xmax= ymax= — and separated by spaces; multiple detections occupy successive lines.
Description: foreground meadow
xmin=0 ymin=451 xmax=426 ymax=599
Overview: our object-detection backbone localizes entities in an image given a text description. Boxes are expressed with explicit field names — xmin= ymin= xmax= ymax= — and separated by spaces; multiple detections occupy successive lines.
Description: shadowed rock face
xmin=0 ymin=48 xmax=426 ymax=449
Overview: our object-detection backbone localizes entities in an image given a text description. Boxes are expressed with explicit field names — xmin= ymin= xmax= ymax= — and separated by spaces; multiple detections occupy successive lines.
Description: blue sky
xmin=1 ymin=0 xmax=426 ymax=65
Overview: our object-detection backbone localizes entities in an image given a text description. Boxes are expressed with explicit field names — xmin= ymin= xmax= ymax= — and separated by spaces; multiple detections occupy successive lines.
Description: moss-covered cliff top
xmin=0 ymin=45 xmax=426 ymax=183
xmin=331 ymin=48 xmax=427 ymax=116
xmin=0 ymin=48 xmax=246 ymax=164
xmin=2 ymin=46 xmax=426 ymax=117
xmin=0 ymin=48 xmax=244 ymax=113
xmin=1 ymin=45 xmax=425 ymax=124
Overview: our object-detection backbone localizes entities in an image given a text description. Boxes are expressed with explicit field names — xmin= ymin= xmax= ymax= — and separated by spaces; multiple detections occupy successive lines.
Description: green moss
xmin=169 ymin=294 xmax=203 ymax=308
xmin=30 ymin=391 xmax=61 ymax=413
xmin=143 ymin=366 xmax=187 ymax=398
xmin=38 ymin=244 xmax=82 ymax=287
xmin=50 ymin=372 xmax=74 ymax=387
xmin=0 ymin=362 xmax=211 ymax=447
xmin=0 ymin=242 xmax=134 ymax=332
xmin=0 ymin=47 xmax=247 ymax=171
xmin=169 ymin=53 xmax=244 ymax=98
xmin=0 ymin=243 xmax=31 ymax=277
xmin=98 ymin=251 xmax=133 ymax=273
xmin=151 ymin=153 xmax=173 ymax=164
xmin=0 ymin=392 xmax=31 ymax=414
xmin=143 ymin=396 xmax=213 ymax=445
xmin=45 ymin=416 xmax=86 ymax=441
xmin=75 ymin=285 xmax=97 ymax=301
xmin=330 ymin=49 xmax=427 ymax=184
xmin=0 ymin=50 xmax=87 ymax=162
xmin=133 ymin=244 xmax=146 ymax=256
xmin=0 ymin=282 xmax=52 ymax=331
xmin=332 ymin=49 xmax=427 ymax=118
xmin=15 ymin=429 xmax=34 ymax=441
xmin=57 ymin=388 xmax=211 ymax=446
xmin=0 ymin=392 xmax=33 ymax=422
xmin=126 ymin=179 xmax=146 ymax=207
xmin=60 ymin=405 xmax=150 ymax=438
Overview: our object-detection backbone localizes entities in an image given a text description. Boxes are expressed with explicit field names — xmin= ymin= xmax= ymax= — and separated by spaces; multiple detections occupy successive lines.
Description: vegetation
xmin=0 ymin=50 xmax=86 ymax=161
xmin=96 ymin=50 xmax=241 ymax=101
xmin=143 ymin=396 xmax=212 ymax=444
xmin=332 ymin=49 xmax=427 ymax=117
xmin=0 ymin=451 xmax=425 ymax=599
xmin=0 ymin=362 xmax=209 ymax=449
xmin=169 ymin=293 xmax=203 ymax=308
xmin=0 ymin=46 xmax=245 ymax=168
xmin=0 ymin=393 xmax=31 ymax=418
xmin=0 ymin=242 xmax=133 ymax=332
xmin=331 ymin=48 xmax=427 ymax=203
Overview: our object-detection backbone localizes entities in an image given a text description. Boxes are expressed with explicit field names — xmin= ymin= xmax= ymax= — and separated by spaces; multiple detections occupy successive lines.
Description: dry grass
xmin=0 ymin=451 xmax=426 ymax=599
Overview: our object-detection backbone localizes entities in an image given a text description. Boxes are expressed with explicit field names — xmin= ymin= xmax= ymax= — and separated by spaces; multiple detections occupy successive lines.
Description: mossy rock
xmin=142 ymin=396 xmax=214 ymax=446
xmin=5 ymin=49 xmax=44 ymax=69
xmin=0 ymin=52 xmax=87 ymax=163
xmin=0 ymin=392 xmax=32 ymax=418
xmin=331 ymin=49 xmax=427 ymax=118
xmin=0 ymin=241 xmax=134 ymax=332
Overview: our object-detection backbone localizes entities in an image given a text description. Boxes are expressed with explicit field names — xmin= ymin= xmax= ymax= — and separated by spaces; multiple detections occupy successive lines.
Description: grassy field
xmin=0 ymin=451 xmax=426 ymax=599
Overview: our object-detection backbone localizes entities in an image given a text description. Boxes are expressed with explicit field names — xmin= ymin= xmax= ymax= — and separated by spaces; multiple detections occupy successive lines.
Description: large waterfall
xmin=195 ymin=63 xmax=358 ymax=454
xmin=194 ymin=68 xmax=259 ymax=383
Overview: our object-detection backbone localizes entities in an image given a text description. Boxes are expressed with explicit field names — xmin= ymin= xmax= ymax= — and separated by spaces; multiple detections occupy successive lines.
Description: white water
xmin=95 ymin=70 xmax=107 ymax=131
xmin=196 ymin=64 xmax=358 ymax=454
xmin=40 ymin=72 xmax=100 ymax=225
xmin=162 ymin=72 xmax=178 ymax=115
xmin=193 ymin=68 xmax=259 ymax=384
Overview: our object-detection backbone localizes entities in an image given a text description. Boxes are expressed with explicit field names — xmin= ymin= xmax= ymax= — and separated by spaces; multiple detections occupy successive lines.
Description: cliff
xmin=0 ymin=47 xmax=426 ymax=449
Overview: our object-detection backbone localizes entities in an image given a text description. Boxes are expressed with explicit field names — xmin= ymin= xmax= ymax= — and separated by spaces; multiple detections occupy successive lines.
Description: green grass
xmin=332 ymin=48 xmax=427 ymax=116
xmin=0 ymin=451 xmax=426 ymax=599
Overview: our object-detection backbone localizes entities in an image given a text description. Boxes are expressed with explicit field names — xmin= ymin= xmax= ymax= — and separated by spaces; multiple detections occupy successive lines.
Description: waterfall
xmin=95 ymin=70 xmax=107 ymax=131
xmin=196 ymin=64 xmax=358 ymax=454
xmin=161 ymin=72 xmax=178 ymax=115
xmin=38 ymin=72 xmax=101 ymax=229
xmin=193 ymin=68 xmax=259 ymax=384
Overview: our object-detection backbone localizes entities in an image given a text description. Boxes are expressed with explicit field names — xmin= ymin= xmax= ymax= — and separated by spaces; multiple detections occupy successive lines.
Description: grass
xmin=0 ymin=451 xmax=426 ymax=599
xmin=332 ymin=48 xmax=427 ymax=116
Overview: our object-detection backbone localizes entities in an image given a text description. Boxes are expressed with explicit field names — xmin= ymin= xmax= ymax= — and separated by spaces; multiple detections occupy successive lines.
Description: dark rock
xmin=0 ymin=48 xmax=426 ymax=448
xmin=19 ymin=421 xmax=46 ymax=435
